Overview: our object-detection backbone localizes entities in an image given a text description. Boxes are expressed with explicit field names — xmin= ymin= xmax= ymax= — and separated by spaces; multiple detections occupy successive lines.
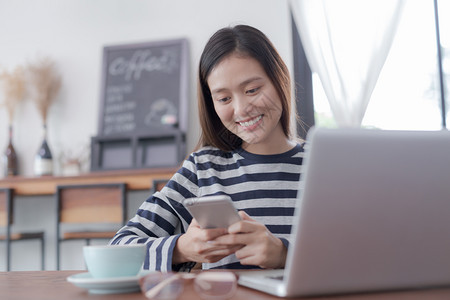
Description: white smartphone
xmin=183 ymin=195 xmax=241 ymax=229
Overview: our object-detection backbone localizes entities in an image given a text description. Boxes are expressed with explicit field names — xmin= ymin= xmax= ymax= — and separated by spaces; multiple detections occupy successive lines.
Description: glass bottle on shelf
xmin=3 ymin=125 xmax=18 ymax=177
xmin=34 ymin=124 xmax=53 ymax=176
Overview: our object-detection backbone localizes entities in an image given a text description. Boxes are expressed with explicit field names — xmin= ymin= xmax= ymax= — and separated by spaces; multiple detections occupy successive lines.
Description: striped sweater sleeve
xmin=109 ymin=156 xmax=199 ymax=271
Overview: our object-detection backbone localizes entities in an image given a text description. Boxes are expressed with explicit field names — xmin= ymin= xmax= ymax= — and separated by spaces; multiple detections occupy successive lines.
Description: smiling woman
xmin=197 ymin=25 xmax=295 ymax=153
xmin=110 ymin=24 xmax=305 ymax=272
xmin=208 ymin=54 xmax=286 ymax=154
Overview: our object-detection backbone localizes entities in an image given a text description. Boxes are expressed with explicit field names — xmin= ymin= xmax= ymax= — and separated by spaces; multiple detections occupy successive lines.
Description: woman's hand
xmin=214 ymin=211 xmax=287 ymax=269
xmin=173 ymin=218 xmax=242 ymax=265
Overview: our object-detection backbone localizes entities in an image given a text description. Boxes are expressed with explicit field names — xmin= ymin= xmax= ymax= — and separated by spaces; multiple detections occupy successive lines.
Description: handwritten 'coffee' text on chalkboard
xmin=108 ymin=49 xmax=178 ymax=81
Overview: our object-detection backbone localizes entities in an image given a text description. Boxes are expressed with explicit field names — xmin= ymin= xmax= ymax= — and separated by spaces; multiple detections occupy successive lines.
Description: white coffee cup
xmin=83 ymin=244 xmax=146 ymax=278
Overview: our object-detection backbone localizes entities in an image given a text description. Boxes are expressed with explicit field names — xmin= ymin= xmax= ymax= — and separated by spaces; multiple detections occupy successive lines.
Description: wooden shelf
xmin=0 ymin=167 xmax=177 ymax=196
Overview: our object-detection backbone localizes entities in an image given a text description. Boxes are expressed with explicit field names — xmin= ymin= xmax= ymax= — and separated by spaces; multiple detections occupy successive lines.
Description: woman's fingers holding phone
xmin=214 ymin=211 xmax=287 ymax=269
xmin=190 ymin=218 xmax=229 ymax=241
xmin=173 ymin=218 xmax=233 ymax=264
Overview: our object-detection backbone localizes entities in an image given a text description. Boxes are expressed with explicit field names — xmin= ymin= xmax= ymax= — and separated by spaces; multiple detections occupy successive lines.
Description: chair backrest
xmin=0 ymin=188 xmax=13 ymax=227
xmin=56 ymin=183 xmax=127 ymax=224
xmin=151 ymin=179 xmax=169 ymax=193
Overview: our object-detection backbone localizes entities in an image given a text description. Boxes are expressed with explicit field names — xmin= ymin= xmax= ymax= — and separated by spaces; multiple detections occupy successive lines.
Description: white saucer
xmin=67 ymin=271 xmax=152 ymax=294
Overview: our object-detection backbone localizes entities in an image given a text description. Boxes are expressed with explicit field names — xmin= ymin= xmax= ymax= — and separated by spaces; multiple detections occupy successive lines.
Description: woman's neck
xmin=242 ymin=137 xmax=296 ymax=155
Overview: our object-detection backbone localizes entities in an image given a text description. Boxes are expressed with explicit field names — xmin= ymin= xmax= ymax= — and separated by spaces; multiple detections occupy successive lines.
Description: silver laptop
xmin=238 ymin=127 xmax=450 ymax=297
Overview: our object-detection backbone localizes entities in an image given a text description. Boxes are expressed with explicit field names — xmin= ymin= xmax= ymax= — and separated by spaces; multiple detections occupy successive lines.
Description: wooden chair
xmin=0 ymin=188 xmax=45 ymax=271
xmin=151 ymin=179 xmax=169 ymax=193
xmin=55 ymin=183 xmax=127 ymax=270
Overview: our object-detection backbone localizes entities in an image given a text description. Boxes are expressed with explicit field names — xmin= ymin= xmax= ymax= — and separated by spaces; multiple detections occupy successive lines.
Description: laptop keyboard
xmin=268 ymin=275 xmax=284 ymax=281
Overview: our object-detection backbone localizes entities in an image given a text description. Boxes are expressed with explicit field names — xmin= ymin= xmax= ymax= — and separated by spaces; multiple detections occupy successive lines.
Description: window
xmin=313 ymin=1 xmax=448 ymax=130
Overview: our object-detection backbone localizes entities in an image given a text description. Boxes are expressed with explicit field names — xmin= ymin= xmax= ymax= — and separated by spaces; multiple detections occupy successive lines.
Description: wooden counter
xmin=0 ymin=167 xmax=177 ymax=196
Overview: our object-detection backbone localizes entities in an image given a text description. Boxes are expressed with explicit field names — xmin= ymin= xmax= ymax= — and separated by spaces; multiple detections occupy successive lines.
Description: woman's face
xmin=207 ymin=53 xmax=284 ymax=153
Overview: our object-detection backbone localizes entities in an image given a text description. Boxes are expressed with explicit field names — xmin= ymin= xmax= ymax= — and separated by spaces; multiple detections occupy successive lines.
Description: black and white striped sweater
xmin=110 ymin=144 xmax=304 ymax=271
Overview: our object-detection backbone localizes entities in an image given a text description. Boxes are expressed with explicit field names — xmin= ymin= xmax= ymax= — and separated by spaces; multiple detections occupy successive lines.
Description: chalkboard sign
xmin=98 ymin=38 xmax=189 ymax=136
xmin=91 ymin=38 xmax=189 ymax=171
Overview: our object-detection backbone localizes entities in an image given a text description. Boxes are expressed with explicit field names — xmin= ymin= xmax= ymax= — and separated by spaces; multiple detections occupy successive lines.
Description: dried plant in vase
xmin=0 ymin=66 xmax=26 ymax=176
xmin=27 ymin=56 xmax=62 ymax=176
xmin=0 ymin=66 xmax=26 ymax=125
xmin=28 ymin=56 xmax=62 ymax=127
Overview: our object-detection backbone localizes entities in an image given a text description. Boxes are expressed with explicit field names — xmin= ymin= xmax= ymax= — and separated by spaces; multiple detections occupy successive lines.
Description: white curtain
xmin=290 ymin=0 xmax=404 ymax=127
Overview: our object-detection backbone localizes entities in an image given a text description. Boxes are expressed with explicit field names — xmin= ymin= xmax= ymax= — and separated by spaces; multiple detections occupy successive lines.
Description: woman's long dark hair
xmin=196 ymin=25 xmax=294 ymax=151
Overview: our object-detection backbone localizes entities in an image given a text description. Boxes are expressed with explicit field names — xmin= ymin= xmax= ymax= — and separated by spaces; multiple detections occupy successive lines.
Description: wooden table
xmin=2 ymin=271 xmax=450 ymax=300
